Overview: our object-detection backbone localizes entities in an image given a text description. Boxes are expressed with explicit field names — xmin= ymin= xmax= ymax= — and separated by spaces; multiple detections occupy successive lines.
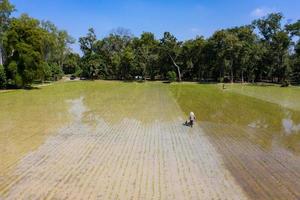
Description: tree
xmin=79 ymin=28 xmax=102 ymax=79
xmin=159 ymin=32 xmax=182 ymax=81
xmin=0 ymin=64 xmax=6 ymax=88
xmin=49 ymin=63 xmax=63 ymax=81
xmin=253 ymin=13 xmax=292 ymax=83
xmin=208 ymin=30 xmax=242 ymax=82
xmin=120 ymin=46 xmax=135 ymax=80
xmin=134 ymin=32 xmax=159 ymax=80
xmin=181 ymin=37 xmax=206 ymax=81
xmin=93 ymin=29 xmax=134 ymax=79
xmin=71 ymin=13 xmax=300 ymax=85
xmin=79 ymin=28 xmax=97 ymax=56
xmin=41 ymin=21 xmax=75 ymax=70
xmin=4 ymin=15 xmax=45 ymax=86
xmin=0 ymin=0 xmax=15 ymax=66
xmin=291 ymin=39 xmax=300 ymax=83
xmin=54 ymin=30 xmax=75 ymax=67
xmin=167 ymin=71 xmax=177 ymax=82
xmin=63 ymin=53 xmax=81 ymax=74
xmin=286 ymin=20 xmax=300 ymax=83
xmin=2 ymin=14 xmax=72 ymax=86
xmin=228 ymin=26 xmax=260 ymax=83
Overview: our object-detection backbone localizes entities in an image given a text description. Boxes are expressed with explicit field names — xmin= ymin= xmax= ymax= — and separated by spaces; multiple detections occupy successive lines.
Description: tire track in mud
xmin=1 ymin=88 xmax=248 ymax=200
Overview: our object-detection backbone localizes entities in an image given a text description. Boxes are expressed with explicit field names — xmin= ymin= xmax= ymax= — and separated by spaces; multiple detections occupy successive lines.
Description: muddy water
xmin=170 ymin=83 xmax=300 ymax=199
xmin=1 ymin=82 xmax=248 ymax=199
xmin=1 ymin=81 xmax=300 ymax=199
xmin=0 ymin=84 xmax=77 ymax=195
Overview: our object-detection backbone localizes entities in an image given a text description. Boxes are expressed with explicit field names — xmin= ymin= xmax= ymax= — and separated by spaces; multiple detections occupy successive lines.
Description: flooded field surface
xmin=1 ymin=81 xmax=299 ymax=199
xmin=170 ymin=83 xmax=300 ymax=199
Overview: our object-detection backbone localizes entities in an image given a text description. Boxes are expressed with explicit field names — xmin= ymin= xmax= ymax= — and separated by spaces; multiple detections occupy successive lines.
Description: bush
xmin=0 ymin=65 xmax=7 ymax=88
xmin=50 ymin=64 xmax=63 ymax=81
xmin=167 ymin=71 xmax=177 ymax=82
xmin=281 ymin=80 xmax=290 ymax=87
xmin=218 ymin=77 xmax=224 ymax=83
xmin=42 ymin=62 xmax=52 ymax=81
xmin=14 ymin=74 xmax=23 ymax=88
xmin=73 ymin=66 xmax=83 ymax=77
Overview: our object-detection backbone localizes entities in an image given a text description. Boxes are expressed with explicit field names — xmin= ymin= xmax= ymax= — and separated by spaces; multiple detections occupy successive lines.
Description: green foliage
xmin=291 ymin=42 xmax=300 ymax=83
xmin=0 ymin=64 xmax=6 ymax=88
xmin=75 ymin=15 xmax=300 ymax=84
xmin=73 ymin=66 xmax=83 ymax=77
xmin=14 ymin=73 xmax=23 ymax=87
xmin=63 ymin=53 xmax=80 ymax=74
xmin=0 ymin=0 xmax=15 ymax=34
xmin=120 ymin=46 xmax=135 ymax=80
xmin=167 ymin=71 xmax=177 ymax=82
xmin=49 ymin=64 xmax=63 ymax=81
xmin=3 ymin=14 xmax=44 ymax=86
xmin=7 ymin=60 xmax=16 ymax=85
xmin=0 ymin=3 xmax=73 ymax=88
xmin=42 ymin=62 xmax=52 ymax=81
xmin=281 ymin=80 xmax=290 ymax=87
xmin=1 ymin=0 xmax=300 ymax=88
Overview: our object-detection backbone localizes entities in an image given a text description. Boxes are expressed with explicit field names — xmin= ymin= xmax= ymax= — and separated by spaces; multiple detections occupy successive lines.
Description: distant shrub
xmin=73 ymin=66 xmax=83 ymax=77
xmin=50 ymin=64 xmax=64 ymax=81
xmin=14 ymin=74 xmax=23 ymax=88
xmin=218 ymin=77 xmax=224 ymax=83
xmin=42 ymin=62 xmax=52 ymax=81
xmin=0 ymin=65 xmax=7 ymax=88
xmin=167 ymin=71 xmax=177 ymax=82
xmin=281 ymin=80 xmax=290 ymax=87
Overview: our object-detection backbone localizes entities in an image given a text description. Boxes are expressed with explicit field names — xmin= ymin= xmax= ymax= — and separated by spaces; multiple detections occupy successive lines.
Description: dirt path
xmin=1 ymin=92 xmax=247 ymax=199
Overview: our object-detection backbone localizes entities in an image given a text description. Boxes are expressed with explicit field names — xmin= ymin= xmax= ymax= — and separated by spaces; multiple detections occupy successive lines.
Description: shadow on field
xmin=122 ymin=80 xmax=146 ymax=83
xmin=196 ymin=81 xmax=219 ymax=85
xmin=4 ymin=84 xmax=41 ymax=91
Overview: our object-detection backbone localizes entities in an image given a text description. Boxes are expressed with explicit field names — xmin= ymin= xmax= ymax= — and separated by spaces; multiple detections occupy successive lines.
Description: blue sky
xmin=11 ymin=0 xmax=300 ymax=53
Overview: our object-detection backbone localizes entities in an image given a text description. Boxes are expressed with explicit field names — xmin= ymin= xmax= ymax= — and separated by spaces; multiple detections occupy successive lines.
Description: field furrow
xmin=1 ymin=88 xmax=247 ymax=199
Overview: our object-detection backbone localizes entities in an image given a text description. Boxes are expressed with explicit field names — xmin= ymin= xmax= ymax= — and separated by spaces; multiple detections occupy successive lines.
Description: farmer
xmin=189 ymin=112 xmax=196 ymax=127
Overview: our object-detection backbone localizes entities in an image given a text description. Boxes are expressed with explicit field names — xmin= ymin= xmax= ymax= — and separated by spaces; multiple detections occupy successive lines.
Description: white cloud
xmin=251 ymin=7 xmax=276 ymax=18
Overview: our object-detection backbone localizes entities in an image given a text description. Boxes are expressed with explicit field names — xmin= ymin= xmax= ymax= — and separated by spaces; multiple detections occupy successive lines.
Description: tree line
xmin=78 ymin=16 xmax=300 ymax=85
xmin=1 ymin=0 xmax=300 ymax=89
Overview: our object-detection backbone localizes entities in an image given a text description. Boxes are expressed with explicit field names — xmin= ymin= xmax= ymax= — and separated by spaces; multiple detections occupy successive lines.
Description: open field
xmin=0 ymin=81 xmax=300 ymax=199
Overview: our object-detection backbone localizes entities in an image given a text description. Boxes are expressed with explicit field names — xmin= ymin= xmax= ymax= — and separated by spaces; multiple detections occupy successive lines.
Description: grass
xmin=225 ymin=83 xmax=300 ymax=111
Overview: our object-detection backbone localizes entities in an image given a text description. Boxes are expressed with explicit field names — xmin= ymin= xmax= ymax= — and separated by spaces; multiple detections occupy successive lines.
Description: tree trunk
xmin=174 ymin=64 xmax=182 ymax=82
xmin=230 ymin=65 xmax=234 ymax=83
xmin=198 ymin=68 xmax=202 ymax=82
xmin=0 ymin=46 xmax=3 ymax=66
xmin=241 ymin=70 xmax=244 ymax=83
xmin=168 ymin=54 xmax=182 ymax=82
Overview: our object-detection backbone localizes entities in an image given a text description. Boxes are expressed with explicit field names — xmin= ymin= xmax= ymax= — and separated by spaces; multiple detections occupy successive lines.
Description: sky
xmin=10 ymin=0 xmax=300 ymax=54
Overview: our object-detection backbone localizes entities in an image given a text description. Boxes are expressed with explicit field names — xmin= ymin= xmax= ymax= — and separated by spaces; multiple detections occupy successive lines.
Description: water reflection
xmin=248 ymin=120 xmax=269 ymax=129
xmin=67 ymin=96 xmax=87 ymax=122
xmin=282 ymin=118 xmax=300 ymax=135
